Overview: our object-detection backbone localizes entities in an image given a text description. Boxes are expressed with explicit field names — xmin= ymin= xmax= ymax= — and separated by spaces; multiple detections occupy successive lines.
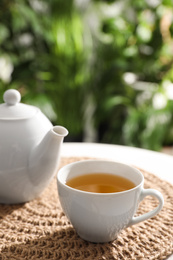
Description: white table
xmin=62 ymin=142 xmax=173 ymax=184
xmin=61 ymin=142 xmax=173 ymax=259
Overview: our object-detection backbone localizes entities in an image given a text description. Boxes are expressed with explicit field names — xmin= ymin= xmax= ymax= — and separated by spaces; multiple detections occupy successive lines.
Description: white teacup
xmin=57 ymin=160 xmax=164 ymax=243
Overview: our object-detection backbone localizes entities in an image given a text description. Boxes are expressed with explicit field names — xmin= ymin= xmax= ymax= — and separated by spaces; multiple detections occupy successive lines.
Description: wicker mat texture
xmin=0 ymin=157 xmax=173 ymax=260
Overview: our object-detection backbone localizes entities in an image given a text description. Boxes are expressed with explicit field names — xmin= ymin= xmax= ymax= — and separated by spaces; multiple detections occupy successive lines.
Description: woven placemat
xmin=0 ymin=157 xmax=173 ymax=260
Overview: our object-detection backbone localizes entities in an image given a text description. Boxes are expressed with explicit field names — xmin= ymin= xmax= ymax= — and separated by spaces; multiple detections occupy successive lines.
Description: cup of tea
xmin=57 ymin=160 xmax=164 ymax=243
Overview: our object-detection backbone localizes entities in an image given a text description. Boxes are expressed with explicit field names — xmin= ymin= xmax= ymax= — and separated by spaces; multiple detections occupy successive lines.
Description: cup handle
xmin=128 ymin=189 xmax=164 ymax=227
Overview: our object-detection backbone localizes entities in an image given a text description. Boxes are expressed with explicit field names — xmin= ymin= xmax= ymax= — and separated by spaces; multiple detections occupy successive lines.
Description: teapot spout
xmin=29 ymin=126 xmax=68 ymax=190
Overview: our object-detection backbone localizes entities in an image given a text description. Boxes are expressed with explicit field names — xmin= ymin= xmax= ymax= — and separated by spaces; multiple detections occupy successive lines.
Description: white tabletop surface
xmin=61 ymin=142 xmax=173 ymax=259
xmin=62 ymin=142 xmax=173 ymax=185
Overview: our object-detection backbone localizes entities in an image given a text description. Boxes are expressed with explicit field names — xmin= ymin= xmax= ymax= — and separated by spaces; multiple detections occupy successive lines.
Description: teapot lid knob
xmin=3 ymin=89 xmax=21 ymax=105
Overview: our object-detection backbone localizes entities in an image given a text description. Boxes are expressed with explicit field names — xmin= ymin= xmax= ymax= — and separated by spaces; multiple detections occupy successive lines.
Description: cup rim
xmin=57 ymin=159 xmax=144 ymax=196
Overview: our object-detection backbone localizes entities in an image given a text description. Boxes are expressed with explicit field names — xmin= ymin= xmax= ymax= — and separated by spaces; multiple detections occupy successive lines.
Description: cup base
xmin=77 ymin=231 xmax=117 ymax=243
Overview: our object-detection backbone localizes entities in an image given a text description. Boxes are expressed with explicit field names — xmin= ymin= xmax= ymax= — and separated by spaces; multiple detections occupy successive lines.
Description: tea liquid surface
xmin=66 ymin=173 xmax=135 ymax=193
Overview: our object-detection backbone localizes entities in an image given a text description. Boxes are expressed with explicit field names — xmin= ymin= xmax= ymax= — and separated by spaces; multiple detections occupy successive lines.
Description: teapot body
xmin=0 ymin=110 xmax=53 ymax=203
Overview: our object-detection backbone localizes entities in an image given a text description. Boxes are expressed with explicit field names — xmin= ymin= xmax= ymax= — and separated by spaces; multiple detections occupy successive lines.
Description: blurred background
xmin=0 ymin=0 xmax=173 ymax=151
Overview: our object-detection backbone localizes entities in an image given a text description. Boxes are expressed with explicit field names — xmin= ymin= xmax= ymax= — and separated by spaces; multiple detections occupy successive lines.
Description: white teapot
xmin=0 ymin=89 xmax=68 ymax=204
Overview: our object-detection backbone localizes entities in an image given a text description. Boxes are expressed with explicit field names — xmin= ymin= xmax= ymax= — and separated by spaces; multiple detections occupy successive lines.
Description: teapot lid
xmin=0 ymin=89 xmax=38 ymax=119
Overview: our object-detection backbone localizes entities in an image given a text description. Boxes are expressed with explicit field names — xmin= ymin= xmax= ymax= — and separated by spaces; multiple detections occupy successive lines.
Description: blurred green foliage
xmin=0 ymin=0 xmax=173 ymax=150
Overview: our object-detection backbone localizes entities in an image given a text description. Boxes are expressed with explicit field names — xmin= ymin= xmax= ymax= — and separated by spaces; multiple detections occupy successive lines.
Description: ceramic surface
xmin=57 ymin=160 xmax=164 ymax=243
xmin=0 ymin=89 xmax=68 ymax=204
